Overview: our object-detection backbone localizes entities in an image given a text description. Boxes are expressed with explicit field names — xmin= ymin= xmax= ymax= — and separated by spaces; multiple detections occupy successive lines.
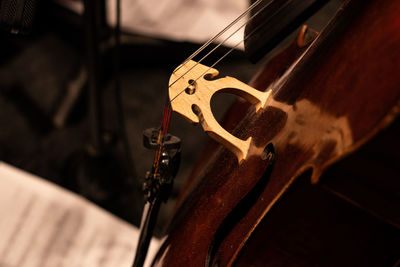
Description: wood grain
xmin=152 ymin=0 xmax=400 ymax=266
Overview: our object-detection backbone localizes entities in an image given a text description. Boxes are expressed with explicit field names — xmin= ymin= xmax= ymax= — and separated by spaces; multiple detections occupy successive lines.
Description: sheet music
xmin=0 ymin=162 xmax=160 ymax=267
xmin=57 ymin=0 xmax=248 ymax=47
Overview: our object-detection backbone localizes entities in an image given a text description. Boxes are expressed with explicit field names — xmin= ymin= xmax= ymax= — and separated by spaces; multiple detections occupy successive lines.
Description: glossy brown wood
xmin=152 ymin=0 xmax=400 ymax=266
xmin=175 ymin=34 xmax=310 ymax=209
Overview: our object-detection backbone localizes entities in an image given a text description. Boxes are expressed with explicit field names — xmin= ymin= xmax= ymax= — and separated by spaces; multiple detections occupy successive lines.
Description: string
xmin=168 ymin=0 xmax=274 ymax=89
xmin=152 ymin=0 xmax=281 ymax=177
xmin=170 ymin=0 xmax=287 ymax=103
xmin=151 ymin=100 xmax=172 ymax=179
xmin=169 ymin=40 xmax=242 ymax=102
xmin=170 ymin=0 xmax=265 ymax=78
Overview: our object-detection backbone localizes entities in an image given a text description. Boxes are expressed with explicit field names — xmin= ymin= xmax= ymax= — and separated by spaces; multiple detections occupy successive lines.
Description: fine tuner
xmin=169 ymin=60 xmax=271 ymax=163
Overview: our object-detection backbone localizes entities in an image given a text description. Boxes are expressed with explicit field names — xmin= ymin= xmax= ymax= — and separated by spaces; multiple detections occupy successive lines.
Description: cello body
xmin=152 ymin=0 xmax=400 ymax=265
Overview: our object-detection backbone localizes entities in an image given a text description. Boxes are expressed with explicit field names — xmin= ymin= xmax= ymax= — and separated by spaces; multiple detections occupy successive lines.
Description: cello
xmin=136 ymin=0 xmax=400 ymax=265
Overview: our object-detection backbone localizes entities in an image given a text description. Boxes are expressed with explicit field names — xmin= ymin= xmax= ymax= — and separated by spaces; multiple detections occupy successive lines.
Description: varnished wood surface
xmin=152 ymin=0 xmax=400 ymax=266
xmin=174 ymin=31 xmax=310 ymax=209
xmin=234 ymin=170 xmax=400 ymax=267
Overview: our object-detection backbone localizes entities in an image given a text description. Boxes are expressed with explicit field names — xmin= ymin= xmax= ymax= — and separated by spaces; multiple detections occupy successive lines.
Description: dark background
xmin=0 ymin=0 xmax=261 ymax=230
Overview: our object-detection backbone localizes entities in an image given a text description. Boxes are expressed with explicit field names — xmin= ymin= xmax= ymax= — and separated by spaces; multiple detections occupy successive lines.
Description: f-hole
xmin=205 ymin=143 xmax=275 ymax=267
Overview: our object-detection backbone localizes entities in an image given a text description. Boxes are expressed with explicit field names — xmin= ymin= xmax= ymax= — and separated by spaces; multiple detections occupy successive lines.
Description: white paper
xmin=0 ymin=162 xmax=160 ymax=267
xmin=57 ymin=0 xmax=248 ymax=47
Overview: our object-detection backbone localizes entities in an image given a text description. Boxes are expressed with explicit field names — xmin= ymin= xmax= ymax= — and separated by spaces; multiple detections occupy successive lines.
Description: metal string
xmin=169 ymin=0 xmax=286 ymax=103
xmin=153 ymin=0 xmax=282 ymax=173
xmin=170 ymin=0 xmax=265 ymax=80
xmin=168 ymin=0 xmax=273 ymax=89
xmin=169 ymin=40 xmax=242 ymax=102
